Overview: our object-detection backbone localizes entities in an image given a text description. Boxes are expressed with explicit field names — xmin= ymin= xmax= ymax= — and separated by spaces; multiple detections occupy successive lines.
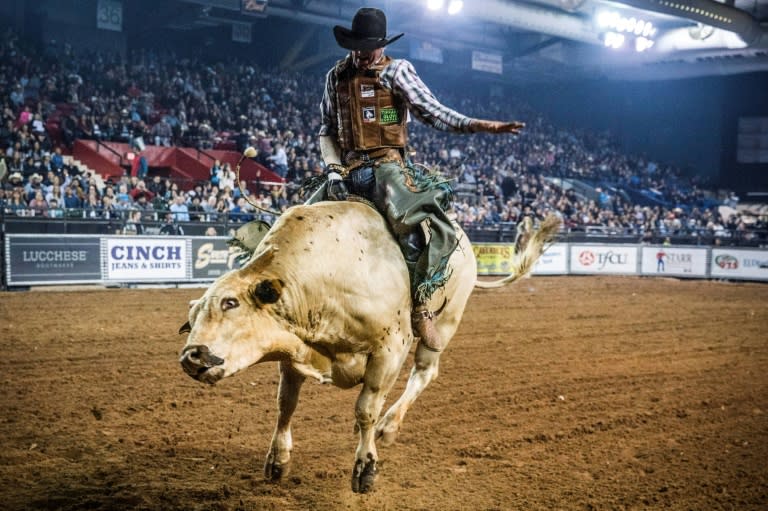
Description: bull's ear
xmin=178 ymin=321 xmax=191 ymax=334
xmin=251 ymin=278 xmax=284 ymax=305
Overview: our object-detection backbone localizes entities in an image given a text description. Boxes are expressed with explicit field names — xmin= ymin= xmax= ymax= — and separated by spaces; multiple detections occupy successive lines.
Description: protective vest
xmin=335 ymin=56 xmax=408 ymax=153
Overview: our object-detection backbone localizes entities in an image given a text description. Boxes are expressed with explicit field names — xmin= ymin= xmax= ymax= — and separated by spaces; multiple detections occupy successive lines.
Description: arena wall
xmin=4 ymin=235 xmax=768 ymax=288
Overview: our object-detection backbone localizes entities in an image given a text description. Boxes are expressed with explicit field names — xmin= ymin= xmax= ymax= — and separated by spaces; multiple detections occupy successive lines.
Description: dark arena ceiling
xmin=164 ymin=0 xmax=768 ymax=82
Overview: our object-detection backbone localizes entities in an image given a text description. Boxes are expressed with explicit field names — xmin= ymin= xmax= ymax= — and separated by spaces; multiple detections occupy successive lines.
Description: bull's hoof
xmin=351 ymin=458 xmax=377 ymax=493
xmin=264 ymin=452 xmax=290 ymax=482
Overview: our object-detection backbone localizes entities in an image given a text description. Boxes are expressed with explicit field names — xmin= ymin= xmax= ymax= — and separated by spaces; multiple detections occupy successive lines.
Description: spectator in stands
xmin=267 ymin=142 xmax=288 ymax=178
xmin=123 ymin=210 xmax=145 ymax=235
xmin=129 ymin=179 xmax=154 ymax=201
xmin=151 ymin=118 xmax=173 ymax=147
xmin=5 ymin=171 xmax=24 ymax=191
xmin=62 ymin=185 xmax=82 ymax=210
xmin=49 ymin=147 xmax=65 ymax=171
xmin=218 ymin=163 xmax=236 ymax=191
xmin=147 ymin=175 xmax=167 ymax=198
xmin=130 ymin=151 xmax=149 ymax=179
xmin=209 ymin=159 xmax=222 ymax=187
xmin=159 ymin=212 xmax=184 ymax=235
xmin=28 ymin=189 xmax=48 ymax=216
xmin=229 ymin=196 xmax=254 ymax=223
xmin=48 ymin=198 xmax=64 ymax=218
xmin=188 ymin=195 xmax=205 ymax=221
xmin=169 ymin=194 xmax=190 ymax=222
xmin=5 ymin=188 xmax=28 ymax=215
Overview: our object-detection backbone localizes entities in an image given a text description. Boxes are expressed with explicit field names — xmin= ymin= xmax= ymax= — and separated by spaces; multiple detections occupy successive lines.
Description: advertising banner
xmin=410 ymin=39 xmax=444 ymax=64
xmin=472 ymin=50 xmax=503 ymax=74
xmin=640 ymin=246 xmax=708 ymax=277
xmin=473 ymin=243 xmax=515 ymax=276
xmin=532 ymin=243 xmax=568 ymax=275
xmin=96 ymin=0 xmax=123 ymax=32
xmin=570 ymin=245 xmax=638 ymax=274
xmin=102 ymin=237 xmax=189 ymax=281
xmin=5 ymin=235 xmax=102 ymax=285
xmin=710 ymin=249 xmax=768 ymax=281
xmin=191 ymin=237 xmax=244 ymax=280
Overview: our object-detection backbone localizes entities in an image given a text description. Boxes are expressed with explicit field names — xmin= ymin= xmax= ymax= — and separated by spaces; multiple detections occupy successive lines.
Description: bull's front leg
xmin=264 ymin=360 xmax=305 ymax=481
xmin=351 ymin=347 xmax=407 ymax=493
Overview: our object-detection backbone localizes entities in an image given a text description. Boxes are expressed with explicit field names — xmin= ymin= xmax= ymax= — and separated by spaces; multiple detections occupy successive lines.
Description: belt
xmin=343 ymin=147 xmax=404 ymax=174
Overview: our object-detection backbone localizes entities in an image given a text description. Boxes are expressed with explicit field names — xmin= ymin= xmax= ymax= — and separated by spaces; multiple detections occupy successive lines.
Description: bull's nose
xmin=180 ymin=344 xmax=225 ymax=378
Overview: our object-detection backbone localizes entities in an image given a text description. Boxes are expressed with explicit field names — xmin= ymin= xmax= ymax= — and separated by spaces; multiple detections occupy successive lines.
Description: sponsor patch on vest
xmin=362 ymin=106 xmax=376 ymax=123
xmin=360 ymin=84 xmax=375 ymax=98
xmin=380 ymin=106 xmax=400 ymax=125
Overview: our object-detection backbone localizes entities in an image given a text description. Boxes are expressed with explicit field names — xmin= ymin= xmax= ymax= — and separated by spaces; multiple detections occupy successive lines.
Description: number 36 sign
xmin=97 ymin=0 xmax=123 ymax=32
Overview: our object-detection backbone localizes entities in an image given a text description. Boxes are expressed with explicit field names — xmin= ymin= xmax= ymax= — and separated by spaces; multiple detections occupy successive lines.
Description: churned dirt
xmin=0 ymin=276 xmax=767 ymax=511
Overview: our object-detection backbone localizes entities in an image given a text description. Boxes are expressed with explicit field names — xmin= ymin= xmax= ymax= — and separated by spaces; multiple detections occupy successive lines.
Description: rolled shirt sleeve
xmin=318 ymin=67 xmax=337 ymax=137
xmin=380 ymin=59 xmax=474 ymax=133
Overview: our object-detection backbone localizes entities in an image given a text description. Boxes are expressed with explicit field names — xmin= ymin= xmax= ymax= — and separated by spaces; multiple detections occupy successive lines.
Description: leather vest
xmin=335 ymin=56 xmax=408 ymax=153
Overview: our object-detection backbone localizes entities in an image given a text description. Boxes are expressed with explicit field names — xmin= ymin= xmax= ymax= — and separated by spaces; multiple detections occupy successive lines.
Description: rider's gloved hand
xmin=326 ymin=164 xmax=348 ymax=201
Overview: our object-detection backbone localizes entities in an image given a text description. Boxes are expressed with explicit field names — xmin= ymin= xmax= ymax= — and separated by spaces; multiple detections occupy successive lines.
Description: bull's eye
xmin=221 ymin=297 xmax=240 ymax=311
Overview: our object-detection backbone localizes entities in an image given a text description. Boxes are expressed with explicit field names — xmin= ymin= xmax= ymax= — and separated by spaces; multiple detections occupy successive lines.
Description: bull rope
xmin=235 ymin=147 xmax=282 ymax=217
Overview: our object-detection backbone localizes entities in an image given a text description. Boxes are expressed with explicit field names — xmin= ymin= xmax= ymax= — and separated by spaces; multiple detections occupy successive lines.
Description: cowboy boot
xmin=412 ymin=304 xmax=444 ymax=352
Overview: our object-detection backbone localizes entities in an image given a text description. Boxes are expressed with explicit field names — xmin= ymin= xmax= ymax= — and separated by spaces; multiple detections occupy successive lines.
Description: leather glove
xmin=469 ymin=119 xmax=525 ymax=135
xmin=326 ymin=165 xmax=348 ymax=201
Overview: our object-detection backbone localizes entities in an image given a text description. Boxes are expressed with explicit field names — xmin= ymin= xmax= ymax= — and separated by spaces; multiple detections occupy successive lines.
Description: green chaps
xmin=371 ymin=162 xmax=457 ymax=304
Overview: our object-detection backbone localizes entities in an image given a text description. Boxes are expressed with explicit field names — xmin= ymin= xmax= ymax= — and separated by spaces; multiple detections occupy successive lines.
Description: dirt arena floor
xmin=0 ymin=276 xmax=766 ymax=510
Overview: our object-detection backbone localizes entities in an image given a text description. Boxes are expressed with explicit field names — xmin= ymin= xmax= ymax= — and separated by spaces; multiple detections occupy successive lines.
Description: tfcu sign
xmin=570 ymin=245 xmax=638 ymax=274
xmin=102 ymin=237 xmax=189 ymax=281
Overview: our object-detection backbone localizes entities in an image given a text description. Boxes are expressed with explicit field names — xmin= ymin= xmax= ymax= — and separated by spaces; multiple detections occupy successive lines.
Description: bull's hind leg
xmin=351 ymin=341 xmax=410 ymax=493
xmin=375 ymin=343 xmax=441 ymax=445
xmin=264 ymin=360 xmax=305 ymax=481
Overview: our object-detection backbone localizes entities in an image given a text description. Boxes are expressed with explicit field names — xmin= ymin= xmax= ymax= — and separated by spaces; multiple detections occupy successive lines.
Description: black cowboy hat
xmin=333 ymin=8 xmax=404 ymax=51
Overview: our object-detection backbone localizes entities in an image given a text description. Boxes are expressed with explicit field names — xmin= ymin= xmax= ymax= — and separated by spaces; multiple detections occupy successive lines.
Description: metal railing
xmin=2 ymin=208 xmax=766 ymax=247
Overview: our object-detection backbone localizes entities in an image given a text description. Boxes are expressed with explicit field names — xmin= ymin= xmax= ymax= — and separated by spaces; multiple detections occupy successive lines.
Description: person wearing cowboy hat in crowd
xmin=316 ymin=7 xmax=525 ymax=353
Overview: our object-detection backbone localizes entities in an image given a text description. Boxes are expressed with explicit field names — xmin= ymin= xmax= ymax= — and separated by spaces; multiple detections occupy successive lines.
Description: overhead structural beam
xmin=507 ymin=36 xmax=563 ymax=61
xmin=615 ymin=0 xmax=768 ymax=47
xmin=456 ymin=0 xmax=603 ymax=46
xmin=279 ymin=24 xmax=317 ymax=69
xmin=286 ymin=49 xmax=339 ymax=72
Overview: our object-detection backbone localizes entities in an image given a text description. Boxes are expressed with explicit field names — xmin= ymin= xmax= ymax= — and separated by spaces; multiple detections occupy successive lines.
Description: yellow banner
xmin=473 ymin=243 xmax=516 ymax=275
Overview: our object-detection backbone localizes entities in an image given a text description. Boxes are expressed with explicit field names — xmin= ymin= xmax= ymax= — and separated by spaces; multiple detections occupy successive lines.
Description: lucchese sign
xmin=22 ymin=249 xmax=88 ymax=263
xmin=5 ymin=235 xmax=101 ymax=285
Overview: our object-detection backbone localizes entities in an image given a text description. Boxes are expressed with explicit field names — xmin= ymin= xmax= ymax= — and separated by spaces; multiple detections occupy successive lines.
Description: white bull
xmin=179 ymin=200 xmax=558 ymax=493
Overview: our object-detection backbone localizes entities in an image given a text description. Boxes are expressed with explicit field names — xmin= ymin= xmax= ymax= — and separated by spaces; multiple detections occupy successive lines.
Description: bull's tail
xmin=474 ymin=213 xmax=561 ymax=289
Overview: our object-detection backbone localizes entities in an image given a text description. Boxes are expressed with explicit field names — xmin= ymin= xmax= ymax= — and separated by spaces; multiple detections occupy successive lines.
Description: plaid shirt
xmin=319 ymin=56 xmax=474 ymax=138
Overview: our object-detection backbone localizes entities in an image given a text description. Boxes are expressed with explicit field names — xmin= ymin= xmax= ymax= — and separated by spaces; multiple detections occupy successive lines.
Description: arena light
xmin=426 ymin=0 xmax=444 ymax=11
xmin=603 ymin=32 xmax=625 ymax=49
xmin=447 ymin=0 xmax=463 ymax=15
xmin=595 ymin=9 xmax=656 ymax=38
xmin=635 ymin=36 xmax=654 ymax=52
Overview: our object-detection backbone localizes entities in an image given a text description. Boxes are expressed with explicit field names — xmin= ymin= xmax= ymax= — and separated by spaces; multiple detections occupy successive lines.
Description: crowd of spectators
xmin=1 ymin=26 xmax=765 ymax=242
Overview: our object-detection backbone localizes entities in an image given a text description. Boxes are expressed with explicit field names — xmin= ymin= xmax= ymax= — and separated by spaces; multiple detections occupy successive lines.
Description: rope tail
xmin=474 ymin=213 xmax=561 ymax=289
xmin=236 ymin=146 xmax=282 ymax=217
